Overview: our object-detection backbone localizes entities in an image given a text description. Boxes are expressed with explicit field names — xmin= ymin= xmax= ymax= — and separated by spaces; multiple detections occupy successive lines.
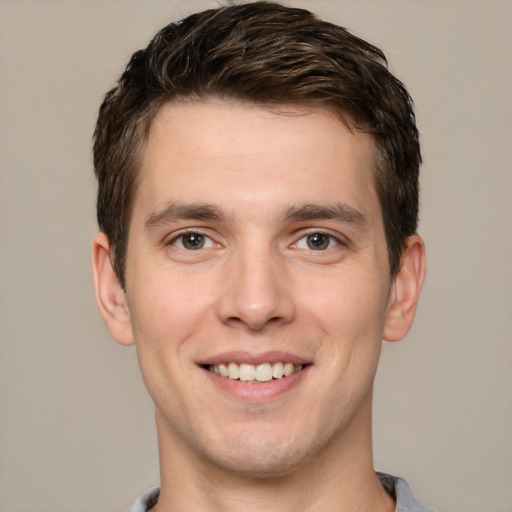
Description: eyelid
xmin=166 ymin=228 xmax=220 ymax=250
xmin=291 ymin=229 xmax=346 ymax=250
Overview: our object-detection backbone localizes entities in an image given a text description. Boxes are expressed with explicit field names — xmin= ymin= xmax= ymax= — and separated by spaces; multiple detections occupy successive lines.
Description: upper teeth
xmin=209 ymin=362 xmax=302 ymax=382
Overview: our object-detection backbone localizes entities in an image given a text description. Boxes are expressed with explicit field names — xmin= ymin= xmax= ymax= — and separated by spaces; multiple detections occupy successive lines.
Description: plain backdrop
xmin=1 ymin=1 xmax=511 ymax=511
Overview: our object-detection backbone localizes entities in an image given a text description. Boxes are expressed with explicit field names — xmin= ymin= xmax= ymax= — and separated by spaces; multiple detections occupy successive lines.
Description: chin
xmin=208 ymin=448 xmax=308 ymax=478
xmin=200 ymin=426 xmax=324 ymax=478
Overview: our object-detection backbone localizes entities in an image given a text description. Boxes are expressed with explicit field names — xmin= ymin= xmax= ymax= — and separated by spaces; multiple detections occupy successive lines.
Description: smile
xmin=208 ymin=362 xmax=303 ymax=382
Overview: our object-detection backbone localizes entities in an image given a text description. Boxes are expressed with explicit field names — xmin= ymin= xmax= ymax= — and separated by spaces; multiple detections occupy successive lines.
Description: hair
xmin=93 ymin=1 xmax=421 ymax=287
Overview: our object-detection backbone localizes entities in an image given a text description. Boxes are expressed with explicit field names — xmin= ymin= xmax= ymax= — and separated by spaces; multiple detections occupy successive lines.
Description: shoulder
xmin=377 ymin=472 xmax=435 ymax=512
xmin=127 ymin=476 xmax=434 ymax=512
xmin=126 ymin=486 xmax=160 ymax=512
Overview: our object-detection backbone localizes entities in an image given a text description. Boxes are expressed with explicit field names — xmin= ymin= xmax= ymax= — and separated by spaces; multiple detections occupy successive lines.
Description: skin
xmin=92 ymin=100 xmax=425 ymax=512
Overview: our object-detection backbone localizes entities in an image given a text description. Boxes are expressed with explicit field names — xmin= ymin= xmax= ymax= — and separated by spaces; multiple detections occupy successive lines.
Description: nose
xmin=216 ymin=243 xmax=296 ymax=331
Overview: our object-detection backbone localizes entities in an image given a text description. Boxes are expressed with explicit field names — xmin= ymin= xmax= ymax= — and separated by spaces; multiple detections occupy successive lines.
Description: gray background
xmin=1 ymin=1 xmax=511 ymax=511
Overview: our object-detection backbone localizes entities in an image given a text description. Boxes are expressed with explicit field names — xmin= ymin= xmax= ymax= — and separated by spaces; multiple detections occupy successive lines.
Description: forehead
xmin=134 ymin=100 xmax=380 ymax=224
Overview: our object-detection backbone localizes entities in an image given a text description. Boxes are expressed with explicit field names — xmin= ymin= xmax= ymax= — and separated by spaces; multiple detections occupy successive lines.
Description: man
xmin=91 ymin=2 xmax=429 ymax=511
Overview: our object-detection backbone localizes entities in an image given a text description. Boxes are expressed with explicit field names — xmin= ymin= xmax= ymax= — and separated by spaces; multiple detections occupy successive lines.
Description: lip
xmin=197 ymin=351 xmax=312 ymax=402
xmin=197 ymin=350 xmax=310 ymax=366
xmin=201 ymin=364 xmax=310 ymax=402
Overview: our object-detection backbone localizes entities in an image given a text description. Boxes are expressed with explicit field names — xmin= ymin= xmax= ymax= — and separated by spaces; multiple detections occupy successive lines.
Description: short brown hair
xmin=93 ymin=1 xmax=421 ymax=287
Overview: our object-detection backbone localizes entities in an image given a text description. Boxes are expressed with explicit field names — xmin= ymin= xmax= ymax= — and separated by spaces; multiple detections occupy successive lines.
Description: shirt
xmin=127 ymin=472 xmax=434 ymax=511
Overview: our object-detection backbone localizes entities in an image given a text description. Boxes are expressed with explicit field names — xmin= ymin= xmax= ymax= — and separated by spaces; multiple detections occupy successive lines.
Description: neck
xmin=151 ymin=395 xmax=395 ymax=512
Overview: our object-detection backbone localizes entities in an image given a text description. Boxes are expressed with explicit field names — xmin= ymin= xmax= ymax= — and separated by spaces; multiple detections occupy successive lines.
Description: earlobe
xmin=383 ymin=235 xmax=426 ymax=342
xmin=91 ymin=232 xmax=134 ymax=346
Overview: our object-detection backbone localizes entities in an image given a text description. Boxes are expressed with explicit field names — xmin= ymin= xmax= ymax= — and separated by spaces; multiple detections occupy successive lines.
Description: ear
xmin=91 ymin=232 xmax=134 ymax=346
xmin=383 ymin=235 xmax=426 ymax=342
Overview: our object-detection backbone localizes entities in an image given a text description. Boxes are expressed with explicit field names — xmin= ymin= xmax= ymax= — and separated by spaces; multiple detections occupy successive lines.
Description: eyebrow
xmin=283 ymin=203 xmax=369 ymax=229
xmin=144 ymin=200 xmax=369 ymax=231
xmin=144 ymin=201 xmax=224 ymax=229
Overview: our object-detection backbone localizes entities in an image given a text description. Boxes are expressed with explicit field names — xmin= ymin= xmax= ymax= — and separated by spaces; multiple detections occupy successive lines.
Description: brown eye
xmin=306 ymin=233 xmax=330 ymax=250
xmin=293 ymin=232 xmax=340 ymax=251
xmin=176 ymin=233 xmax=207 ymax=250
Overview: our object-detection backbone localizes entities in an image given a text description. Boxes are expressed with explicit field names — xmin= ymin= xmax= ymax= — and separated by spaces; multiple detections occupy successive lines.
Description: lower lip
xmin=201 ymin=366 xmax=310 ymax=402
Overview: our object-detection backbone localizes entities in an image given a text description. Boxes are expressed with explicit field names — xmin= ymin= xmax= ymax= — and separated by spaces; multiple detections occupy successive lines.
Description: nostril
xmin=216 ymin=267 xmax=297 ymax=330
xmin=225 ymin=314 xmax=288 ymax=331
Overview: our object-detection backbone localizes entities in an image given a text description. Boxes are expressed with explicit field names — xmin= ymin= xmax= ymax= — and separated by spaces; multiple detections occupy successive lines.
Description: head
xmin=93 ymin=1 xmax=421 ymax=289
xmin=92 ymin=1 xmax=426 ymax=481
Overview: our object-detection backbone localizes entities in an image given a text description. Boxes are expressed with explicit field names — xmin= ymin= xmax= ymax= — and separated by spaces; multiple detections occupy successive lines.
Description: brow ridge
xmin=145 ymin=201 xmax=224 ymax=229
xmin=144 ymin=200 xmax=368 ymax=230
xmin=283 ymin=202 xmax=368 ymax=228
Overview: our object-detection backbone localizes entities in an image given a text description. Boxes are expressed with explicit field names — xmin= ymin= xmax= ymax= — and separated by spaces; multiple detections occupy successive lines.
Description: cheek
xmin=301 ymin=268 xmax=390 ymax=400
xmin=126 ymin=274 xmax=211 ymax=413
xmin=126 ymin=270 xmax=225 ymax=407
xmin=128 ymin=268 xmax=214 ymax=338
xmin=301 ymin=268 xmax=389 ymax=340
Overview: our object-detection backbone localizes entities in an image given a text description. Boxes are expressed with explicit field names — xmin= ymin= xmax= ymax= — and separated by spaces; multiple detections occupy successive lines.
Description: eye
xmin=294 ymin=232 xmax=340 ymax=251
xmin=171 ymin=232 xmax=216 ymax=250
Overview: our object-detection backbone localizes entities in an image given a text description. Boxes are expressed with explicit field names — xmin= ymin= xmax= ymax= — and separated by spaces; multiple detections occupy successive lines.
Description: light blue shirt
xmin=127 ymin=472 xmax=434 ymax=511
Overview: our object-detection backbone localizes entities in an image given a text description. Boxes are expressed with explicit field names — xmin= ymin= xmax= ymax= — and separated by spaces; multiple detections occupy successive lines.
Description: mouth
xmin=205 ymin=362 xmax=304 ymax=383
xmin=199 ymin=353 xmax=311 ymax=401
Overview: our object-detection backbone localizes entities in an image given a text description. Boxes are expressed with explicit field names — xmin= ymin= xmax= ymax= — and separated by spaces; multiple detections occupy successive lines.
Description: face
xmin=96 ymin=100 xmax=419 ymax=478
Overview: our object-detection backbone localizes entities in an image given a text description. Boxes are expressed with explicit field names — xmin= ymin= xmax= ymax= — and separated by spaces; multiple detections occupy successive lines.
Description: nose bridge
xmin=216 ymin=235 xmax=295 ymax=330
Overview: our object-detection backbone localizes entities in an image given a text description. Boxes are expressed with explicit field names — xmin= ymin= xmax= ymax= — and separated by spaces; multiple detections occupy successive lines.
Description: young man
xmin=92 ymin=2 xmax=429 ymax=511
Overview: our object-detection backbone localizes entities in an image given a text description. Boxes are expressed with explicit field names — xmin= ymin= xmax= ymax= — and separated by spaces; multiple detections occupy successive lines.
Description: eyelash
xmin=167 ymin=230 xmax=343 ymax=252
xmin=292 ymin=231 xmax=342 ymax=251
xmin=168 ymin=231 xmax=218 ymax=251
